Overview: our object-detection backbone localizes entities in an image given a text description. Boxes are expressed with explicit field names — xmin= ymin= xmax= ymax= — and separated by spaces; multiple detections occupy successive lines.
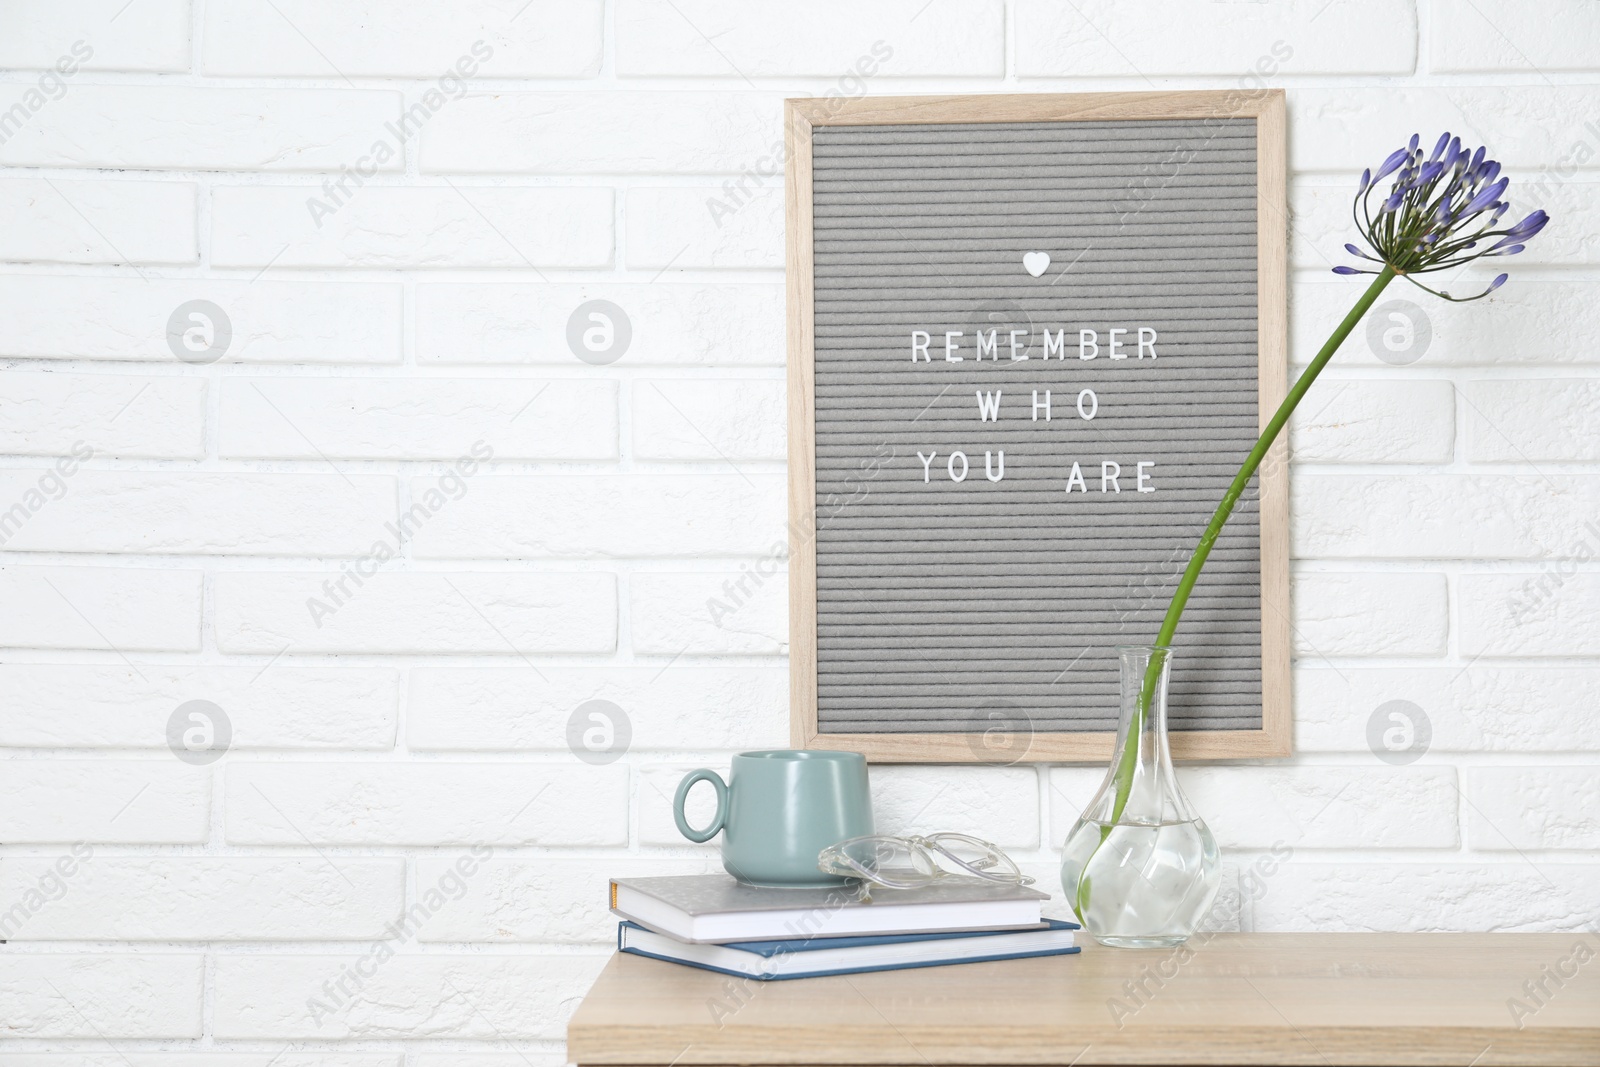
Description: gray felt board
xmin=809 ymin=117 xmax=1262 ymax=735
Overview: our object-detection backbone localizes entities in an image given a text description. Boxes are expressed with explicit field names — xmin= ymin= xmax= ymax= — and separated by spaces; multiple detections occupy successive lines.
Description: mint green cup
xmin=673 ymin=750 xmax=874 ymax=887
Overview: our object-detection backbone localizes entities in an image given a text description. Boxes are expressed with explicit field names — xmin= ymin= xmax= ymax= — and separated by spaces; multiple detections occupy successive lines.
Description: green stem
xmin=1074 ymin=266 xmax=1396 ymax=922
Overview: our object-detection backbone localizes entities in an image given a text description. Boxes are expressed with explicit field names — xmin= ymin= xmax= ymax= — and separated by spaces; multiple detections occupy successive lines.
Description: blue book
xmin=617 ymin=919 xmax=1080 ymax=980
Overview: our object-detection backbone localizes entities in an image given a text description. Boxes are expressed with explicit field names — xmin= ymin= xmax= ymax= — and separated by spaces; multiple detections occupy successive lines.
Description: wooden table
xmin=568 ymin=934 xmax=1600 ymax=1065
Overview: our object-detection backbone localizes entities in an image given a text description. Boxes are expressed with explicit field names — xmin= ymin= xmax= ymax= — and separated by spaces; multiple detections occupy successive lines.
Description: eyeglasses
xmin=817 ymin=832 xmax=1035 ymax=890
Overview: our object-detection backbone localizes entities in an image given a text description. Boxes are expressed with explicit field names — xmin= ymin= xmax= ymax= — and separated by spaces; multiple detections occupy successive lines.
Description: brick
xmin=1287 ymin=380 xmax=1454 ymax=463
xmin=1290 ymin=87 xmax=1600 ymax=174
xmin=616 ymin=0 xmax=994 ymax=76
xmin=0 ymin=761 xmax=209 ymax=844
xmin=214 ymin=571 xmax=616 ymax=654
xmin=211 ymin=186 xmax=614 ymax=269
xmin=415 ymin=282 xmax=782 ymax=366
xmin=0 ymin=372 xmax=205 ymax=458
xmin=421 ymin=92 xmax=781 ymax=174
xmin=1291 ymin=571 xmax=1448 ymax=657
xmin=626 ymin=186 xmax=782 ymax=269
xmin=204 ymin=0 xmax=603 ymax=78
xmin=631 ymin=569 xmax=787 ymax=655
xmin=414 ymin=856 xmax=718 ymax=943
xmin=0 ymin=470 xmax=395 ymax=555
xmin=1463 ymin=378 xmax=1600 ymax=462
xmin=0 ymin=179 xmax=195 ymax=265
xmin=1251 ymin=863 xmax=1600 ymax=931
xmin=633 ymin=379 xmax=787 ymax=460
xmin=1292 ymin=279 xmax=1600 ymax=367
xmin=1051 ymin=765 xmax=1458 ymax=850
xmin=1468 ymin=767 xmax=1600 ymax=851
xmin=0 ymin=0 xmax=189 ymax=72
xmin=406 ymin=664 xmax=788 ymax=751
xmin=1295 ymin=667 xmax=1600 ymax=753
xmin=409 ymin=474 xmax=785 ymax=558
xmin=0 ymin=87 xmax=400 ymax=170
xmin=219 ymin=378 xmax=616 ymax=460
xmin=226 ymin=763 xmax=626 ymax=846
xmin=0 ymin=857 xmax=404 ymax=940
xmin=0 ymin=276 xmax=401 ymax=364
xmin=1432 ymin=0 xmax=1600 ymax=73
xmin=0 ymin=955 xmax=202 ymax=1038
xmin=1460 ymin=573 xmax=1600 ymax=657
xmin=0 ymin=664 xmax=397 ymax=749
xmin=1292 ymin=475 xmax=1600 ymax=560
xmin=1184 ymin=767 xmax=1458 ymax=849
xmin=212 ymin=953 xmax=605 ymax=1039
xmin=0 ymin=565 xmax=200 ymax=651
xmin=873 ymin=765 xmax=1040 ymax=848
xmin=1294 ymin=180 xmax=1598 ymax=269
xmin=0 ymin=1057 xmax=400 ymax=1067
xmin=1017 ymin=0 xmax=1415 ymax=77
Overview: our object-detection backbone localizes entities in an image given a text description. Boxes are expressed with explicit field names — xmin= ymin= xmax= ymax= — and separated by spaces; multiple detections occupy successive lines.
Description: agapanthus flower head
xmin=1337 ymin=132 xmax=1552 ymax=301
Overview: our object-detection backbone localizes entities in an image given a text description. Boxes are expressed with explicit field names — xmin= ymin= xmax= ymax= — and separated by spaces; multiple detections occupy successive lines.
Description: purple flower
xmin=1373 ymin=148 xmax=1409 ymax=183
xmin=1464 ymin=177 xmax=1509 ymax=215
xmin=1504 ymin=210 xmax=1550 ymax=240
xmin=1335 ymin=132 xmax=1553 ymax=301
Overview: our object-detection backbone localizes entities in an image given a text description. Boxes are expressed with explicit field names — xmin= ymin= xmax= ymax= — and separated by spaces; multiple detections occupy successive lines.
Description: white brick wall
xmin=0 ymin=87 xmax=403 ymax=171
xmin=2 ymin=1 xmax=1596 ymax=1061
xmin=0 ymin=0 xmax=191 ymax=73
xmin=0 ymin=179 xmax=196 ymax=264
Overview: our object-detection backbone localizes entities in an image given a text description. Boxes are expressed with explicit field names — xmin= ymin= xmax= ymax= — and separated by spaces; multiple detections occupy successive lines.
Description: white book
xmin=609 ymin=873 xmax=1051 ymax=944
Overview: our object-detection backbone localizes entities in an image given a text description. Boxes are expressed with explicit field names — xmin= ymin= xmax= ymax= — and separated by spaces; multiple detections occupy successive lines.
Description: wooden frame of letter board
xmin=786 ymin=90 xmax=1290 ymax=762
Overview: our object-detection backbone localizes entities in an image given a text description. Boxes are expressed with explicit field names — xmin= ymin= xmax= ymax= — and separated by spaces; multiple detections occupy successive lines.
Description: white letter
xmin=985 ymin=451 xmax=1004 ymax=482
xmin=1381 ymin=312 xmax=1413 ymax=354
xmin=1382 ymin=711 xmax=1414 ymax=752
xmin=975 ymin=329 xmax=998 ymax=361
xmin=182 ymin=312 xmax=215 ymax=354
xmin=1065 ymin=462 xmax=1086 ymax=494
xmin=911 ymin=331 xmax=931 ymax=362
xmin=1109 ymin=327 xmax=1127 ymax=359
xmin=1077 ymin=389 xmax=1098 ymax=420
xmin=944 ymin=331 xmax=963 ymax=361
xmin=975 ymin=390 xmax=1002 ymax=422
xmin=1042 ymin=329 xmax=1065 ymax=360
xmin=1139 ymin=327 xmax=1158 ymax=358
xmin=1079 ymin=329 xmax=1099 ymax=360
xmin=1137 ymin=461 xmax=1156 ymax=493
xmin=917 ymin=451 xmax=936 ymax=483
xmin=181 ymin=711 xmax=215 ymax=751
xmin=1009 ymin=330 xmax=1029 ymax=360
xmin=582 ymin=710 xmax=615 ymax=751
xmin=582 ymin=311 xmax=614 ymax=353
xmin=306 ymin=197 xmax=337 ymax=229
xmin=1032 ymin=390 xmax=1051 ymax=421
xmin=1102 ymin=461 xmax=1122 ymax=493
xmin=947 ymin=451 xmax=969 ymax=482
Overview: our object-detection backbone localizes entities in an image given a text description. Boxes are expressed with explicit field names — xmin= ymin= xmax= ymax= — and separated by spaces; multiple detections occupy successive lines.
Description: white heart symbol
xmin=1023 ymin=251 xmax=1050 ymax=277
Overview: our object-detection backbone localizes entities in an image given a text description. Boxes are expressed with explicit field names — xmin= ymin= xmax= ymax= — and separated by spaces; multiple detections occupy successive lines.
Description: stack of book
xmin=609 ymin=873 xmax=1079 ymax=980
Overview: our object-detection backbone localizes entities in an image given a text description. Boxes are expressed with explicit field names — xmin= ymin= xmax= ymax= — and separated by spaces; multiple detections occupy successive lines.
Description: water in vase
xmin=1059 ymin=646 xmax=1221 ymax=948
xmin=1060 ymin=816 xmax=1219 ymax=947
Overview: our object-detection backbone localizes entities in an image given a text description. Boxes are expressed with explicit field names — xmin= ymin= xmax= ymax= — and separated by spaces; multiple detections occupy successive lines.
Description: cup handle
xmin=673 ymin=768 xmax=729 ymax=843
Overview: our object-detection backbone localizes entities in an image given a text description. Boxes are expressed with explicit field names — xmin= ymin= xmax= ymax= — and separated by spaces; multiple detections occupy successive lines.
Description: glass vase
xmin=1060 ymin=645 xmax=1220 ymax=948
